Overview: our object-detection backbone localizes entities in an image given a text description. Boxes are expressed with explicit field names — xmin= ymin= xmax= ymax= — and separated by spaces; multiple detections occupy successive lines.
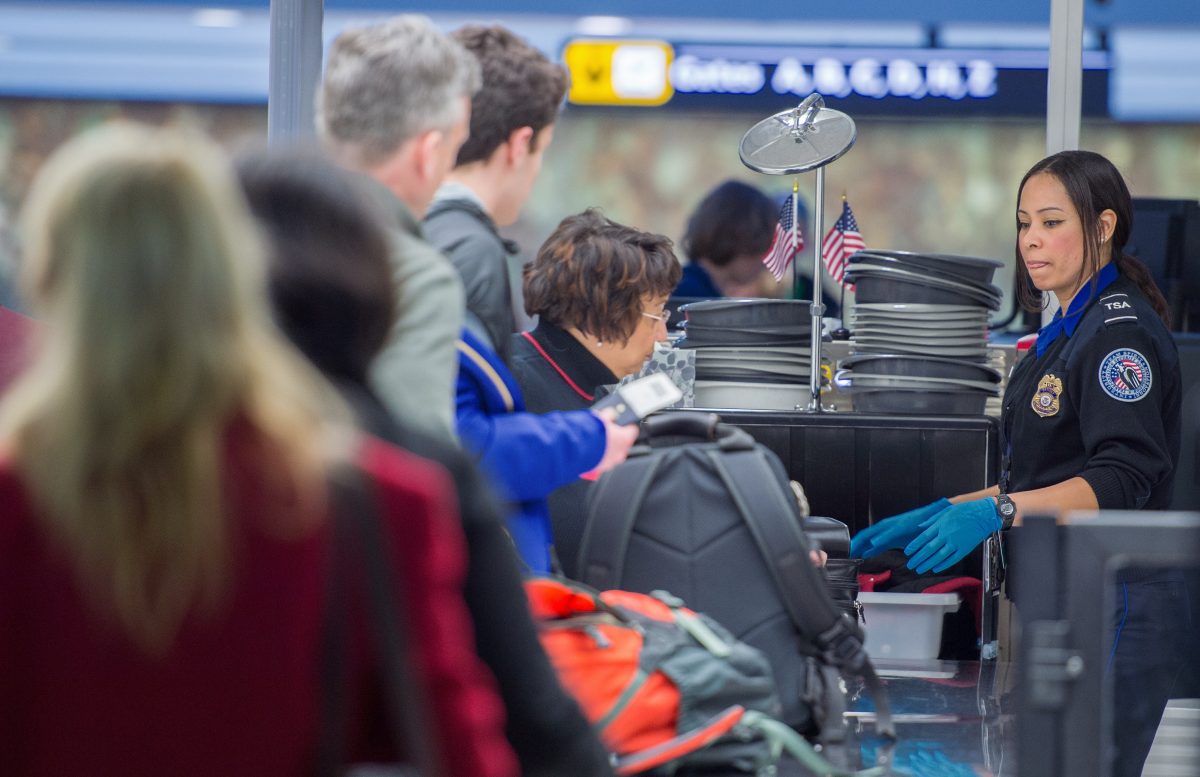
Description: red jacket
xmin=0 ymin=429 xmax=517 ymax=777
xmin=0 ymin=305 xmax=33 ymax=394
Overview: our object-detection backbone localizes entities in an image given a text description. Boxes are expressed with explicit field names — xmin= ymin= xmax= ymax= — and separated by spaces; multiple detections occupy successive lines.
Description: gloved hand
xmin=850 ymin=498 xmax=951 ymax=559
xmin=903 ymin=497 xmax=1001 ymax=574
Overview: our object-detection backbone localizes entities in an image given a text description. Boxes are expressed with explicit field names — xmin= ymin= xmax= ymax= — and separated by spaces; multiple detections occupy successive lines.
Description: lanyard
xmin=520 ymin=331 xmax=595 ymax=402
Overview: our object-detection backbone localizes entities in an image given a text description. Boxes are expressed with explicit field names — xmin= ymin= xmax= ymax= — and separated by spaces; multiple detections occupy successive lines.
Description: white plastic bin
xmin=857 ymin=592 xmax=961 ymax=660
xmin=693 ymin=380 xmax=807 ymax=410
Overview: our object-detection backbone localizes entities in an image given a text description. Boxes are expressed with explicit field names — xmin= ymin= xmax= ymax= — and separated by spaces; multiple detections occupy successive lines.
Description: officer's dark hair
xmin=1015 ymin=149 xmax=1170 ymax=326
xmin=451 ymin=25 xmax=567 ymax=166
xmin=682 ymin=180 xmax=779 ymax=268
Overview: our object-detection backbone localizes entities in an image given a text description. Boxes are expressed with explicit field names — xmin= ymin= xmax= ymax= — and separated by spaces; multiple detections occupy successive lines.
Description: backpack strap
xmin=704 ymin=447 xmax=840 ymax=641
xmin=577 ymin=454 xmax=665 ymax=591
xmin=594 ymin=600 xmax=693 ymax=737
xmin=705 ymin=447 xmax=898 ymax=743
xmin=593 ymin=658 xmax=654 ymax=734
xmin=317 ymin=464 xmax=440 ymax=777
xmin=815 ymin=661 xmax=850 ymax=747
xmin=613 ymin=706 xmax=746 ymax=776
xmin=641 ymin=411 xmax=722 ymax=441
xmin=640 ymin=411 xmax=758 ymax=451
xmin=738 ymin=710 xmax=892 ymax=777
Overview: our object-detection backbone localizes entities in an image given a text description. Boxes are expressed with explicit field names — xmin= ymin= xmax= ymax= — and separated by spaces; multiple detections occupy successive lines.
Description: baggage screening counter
xmin=656 ymin=404 xmax=1016 ymax=775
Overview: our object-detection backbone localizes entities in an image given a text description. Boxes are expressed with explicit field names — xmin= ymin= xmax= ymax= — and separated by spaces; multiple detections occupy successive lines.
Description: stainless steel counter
xmin=848 ymin=660 xmax=1016 ymax=776
xmin=768 ymin=660 xmax=1016 ymax=776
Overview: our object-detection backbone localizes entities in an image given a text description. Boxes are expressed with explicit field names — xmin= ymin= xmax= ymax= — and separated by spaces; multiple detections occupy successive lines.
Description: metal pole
xmin=790 ymin=177 xmax=801 ymax=301
xmin=1046 ymin=0 xmax=1084 ymax=156
xmin=268 ymin=0 xmax=324 ymax=146
xmin=1043 ymin=0 xmax=1085 ymax=324
xmin=806 ymin=166 xmax=826 ymax=412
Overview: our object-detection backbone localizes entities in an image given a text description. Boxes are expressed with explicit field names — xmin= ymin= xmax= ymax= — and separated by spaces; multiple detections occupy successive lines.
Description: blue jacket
xmin=455 ymin=328 xmax=606 ymax=573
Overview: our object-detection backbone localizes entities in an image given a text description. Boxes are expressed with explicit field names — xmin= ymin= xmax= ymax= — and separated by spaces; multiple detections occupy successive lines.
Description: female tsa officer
xmin=852 ymin=149 xmax=1192 ymax=777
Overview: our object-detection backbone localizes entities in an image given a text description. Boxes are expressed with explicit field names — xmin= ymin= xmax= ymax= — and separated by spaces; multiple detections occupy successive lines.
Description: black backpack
xmin=577 ymin=412 xmax=893 ymax=752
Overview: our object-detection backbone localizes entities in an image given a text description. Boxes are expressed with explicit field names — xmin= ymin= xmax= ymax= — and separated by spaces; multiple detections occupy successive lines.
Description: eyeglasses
xmin=641 ymin=308 xmax=671 ymax=325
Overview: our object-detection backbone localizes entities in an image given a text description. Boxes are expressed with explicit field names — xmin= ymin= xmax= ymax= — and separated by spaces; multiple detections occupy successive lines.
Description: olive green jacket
xmin=360 ymin=175 xmax=465 ymax=441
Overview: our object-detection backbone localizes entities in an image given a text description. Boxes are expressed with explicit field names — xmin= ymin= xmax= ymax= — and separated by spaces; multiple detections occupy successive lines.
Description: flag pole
xmin=790 ymin=177 xmax=801 ymax=300
xmin=837 ymin=192 xmax=848 ymax=322
xmin=807 ymin=166 xmax=825 ymax=412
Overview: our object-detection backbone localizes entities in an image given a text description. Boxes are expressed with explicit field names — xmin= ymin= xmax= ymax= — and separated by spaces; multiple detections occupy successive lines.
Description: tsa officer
xmin=852 ymin=150 xmax=1192 ymax=777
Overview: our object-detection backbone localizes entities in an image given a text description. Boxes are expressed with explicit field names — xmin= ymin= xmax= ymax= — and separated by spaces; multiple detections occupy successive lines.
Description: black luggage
xmin=802 ymin=515 xmax=863 ymax=625
xmin=577 ymin=412 xmax=891 ymax=749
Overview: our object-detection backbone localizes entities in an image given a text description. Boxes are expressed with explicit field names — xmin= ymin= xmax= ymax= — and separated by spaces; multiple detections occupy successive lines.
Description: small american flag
xmin=761 ymin=194 xmax=805 ymax=282
xmin=821 ymin=200 xmax=865 ymax=287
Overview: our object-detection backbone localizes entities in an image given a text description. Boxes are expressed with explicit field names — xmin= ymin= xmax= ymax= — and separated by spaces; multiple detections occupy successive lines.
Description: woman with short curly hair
xmin=510 ymin=209 xmax=680 ymax=578
xmin=514 ymin=208 xmax=681 ymax=406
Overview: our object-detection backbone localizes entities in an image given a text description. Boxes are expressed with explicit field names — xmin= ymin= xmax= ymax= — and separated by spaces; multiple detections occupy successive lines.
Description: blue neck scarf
xmin=1035 ymin=262 xmax=1119 ymax=357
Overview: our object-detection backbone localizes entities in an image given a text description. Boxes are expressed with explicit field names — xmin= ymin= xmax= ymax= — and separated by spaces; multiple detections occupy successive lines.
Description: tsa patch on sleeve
xmin=1098 ymin=348 xmax=1153 ymax=402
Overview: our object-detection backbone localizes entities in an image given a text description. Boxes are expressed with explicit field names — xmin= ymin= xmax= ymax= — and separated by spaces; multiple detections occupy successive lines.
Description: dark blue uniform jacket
xmin=1002 ymin=270 xmax=1180 ymax=510
xmin=1004 ymin=268 xmax=1188 ymax=777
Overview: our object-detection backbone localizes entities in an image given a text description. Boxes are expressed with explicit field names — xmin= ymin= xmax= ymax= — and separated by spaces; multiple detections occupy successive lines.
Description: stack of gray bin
xmin=677 ymin=298 xmax=813 ymax=410
xmin=840 ymin=250 xmax=1004 ymax=415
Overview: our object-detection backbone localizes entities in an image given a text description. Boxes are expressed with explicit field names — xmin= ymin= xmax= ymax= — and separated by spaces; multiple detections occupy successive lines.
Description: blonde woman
xmin=0 ymin=123 xmax=515 ymax=777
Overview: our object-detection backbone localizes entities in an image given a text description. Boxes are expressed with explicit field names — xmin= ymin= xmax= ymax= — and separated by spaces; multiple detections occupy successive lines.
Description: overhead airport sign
xmin=564 ymin=40 xmax=675 ymax=106
xmin=563 ymin=39 xmax=1109 ymax=117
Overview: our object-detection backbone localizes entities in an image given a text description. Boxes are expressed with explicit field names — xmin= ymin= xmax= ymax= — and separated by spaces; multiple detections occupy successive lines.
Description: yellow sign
xmin=563 ymin=39 xmax=674 ymax=106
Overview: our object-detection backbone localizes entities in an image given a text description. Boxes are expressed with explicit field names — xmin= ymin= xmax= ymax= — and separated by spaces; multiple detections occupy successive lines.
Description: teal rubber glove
xmin=903 ymin=497 xmax=1001 ymax=574
xmin=850 ymin=498 xmax=951 ymax=559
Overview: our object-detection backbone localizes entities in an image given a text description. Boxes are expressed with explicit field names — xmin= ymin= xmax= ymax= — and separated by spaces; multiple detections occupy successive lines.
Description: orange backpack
xmin=526 ymin=577 xmax=891 ymax=776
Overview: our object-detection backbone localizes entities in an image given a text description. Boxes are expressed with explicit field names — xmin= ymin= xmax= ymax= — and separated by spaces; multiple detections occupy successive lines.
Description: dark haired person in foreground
xmin=237 ymin=147 xmax=616 ymax=777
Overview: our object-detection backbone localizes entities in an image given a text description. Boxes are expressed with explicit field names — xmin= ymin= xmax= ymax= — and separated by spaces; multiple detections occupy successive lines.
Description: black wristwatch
xmin=994 ymin=494 xmax=1017 ymax=531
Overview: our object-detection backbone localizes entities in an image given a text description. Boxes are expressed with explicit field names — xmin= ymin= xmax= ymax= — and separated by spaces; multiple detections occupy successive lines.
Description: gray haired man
xmin=317 ymin=15 xmax=481 ymax=439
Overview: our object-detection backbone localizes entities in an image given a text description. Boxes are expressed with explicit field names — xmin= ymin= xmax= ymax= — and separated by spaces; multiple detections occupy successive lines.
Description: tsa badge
xmin=1032 ymin=374 xmax=1063 ymax=417
xmin=1098 ymin=348 xmax=1153 ymax=402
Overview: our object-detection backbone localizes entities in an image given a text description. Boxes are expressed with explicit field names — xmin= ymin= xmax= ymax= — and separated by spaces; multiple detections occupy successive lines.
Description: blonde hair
xmin=2 ymin=122 xmax=351 ymax=652
xmin=316 ymin=14 xmax=481 ymax=167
